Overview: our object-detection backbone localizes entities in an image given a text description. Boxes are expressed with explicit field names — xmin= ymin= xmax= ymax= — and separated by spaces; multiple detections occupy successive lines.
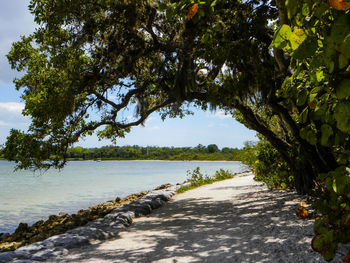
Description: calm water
xmin=0 ymin=160 xmax=247 ymax=233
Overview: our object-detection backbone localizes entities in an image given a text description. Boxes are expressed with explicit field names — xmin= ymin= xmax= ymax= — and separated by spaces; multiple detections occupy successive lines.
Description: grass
xmin=177 ymin=167 xmax=238 ymax=193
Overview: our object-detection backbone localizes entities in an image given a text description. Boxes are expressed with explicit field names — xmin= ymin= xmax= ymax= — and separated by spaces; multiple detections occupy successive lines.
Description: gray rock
xmin=0 ymin=183 xmax=176 ymax=262
xmin=120 ymin=202 xmax=152 ymax=217
xmin=12 ymin=260 xmax=40 ymax=263
xmin=0 ymin=252 xmax=15 ymax=263
xmin=32 ymin=248 xmax=68 ymax=261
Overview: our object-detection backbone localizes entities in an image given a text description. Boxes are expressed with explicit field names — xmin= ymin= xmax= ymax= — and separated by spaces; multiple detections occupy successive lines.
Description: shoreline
xmin=66 ymin=159 xmax=240 ymax=162
xmin=0 ymin=184 xmax=171 ymax=252
xmin=0 ymin=170 xmax=250 ymax=253
xmin=0 ymin=160 xmax=248 ymax=234
xmin=0 ymin=184 xmax=179 ymax=263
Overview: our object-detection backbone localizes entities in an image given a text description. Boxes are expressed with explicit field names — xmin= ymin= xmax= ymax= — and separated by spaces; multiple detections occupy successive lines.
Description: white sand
xmin=49 ymin=173 xmax=346 ymax=263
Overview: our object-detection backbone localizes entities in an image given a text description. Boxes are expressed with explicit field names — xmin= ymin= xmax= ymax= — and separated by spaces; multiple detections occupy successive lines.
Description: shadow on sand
xmin=52 ymin=184 xmax=339 ymax=263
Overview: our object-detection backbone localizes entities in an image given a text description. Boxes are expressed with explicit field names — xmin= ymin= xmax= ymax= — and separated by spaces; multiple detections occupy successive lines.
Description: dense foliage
xmin=240 ymin=139 xmax=294 ymax=190
xmin=269 ymin=1 xmax=350 ymax=260
xmin=3 ymin=0 xmax=350 ymax=260
xmin=66 ymin=144 xmax=243 ymax=161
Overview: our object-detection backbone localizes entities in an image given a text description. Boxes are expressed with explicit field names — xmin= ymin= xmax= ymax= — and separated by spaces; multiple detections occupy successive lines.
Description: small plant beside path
xmin=177 ymin=168 xmax=239 ymax=193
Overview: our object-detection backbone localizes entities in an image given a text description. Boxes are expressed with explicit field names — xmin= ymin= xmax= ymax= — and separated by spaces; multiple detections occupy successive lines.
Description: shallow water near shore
xmin=0 ymin=160 xmax=247 ymax=233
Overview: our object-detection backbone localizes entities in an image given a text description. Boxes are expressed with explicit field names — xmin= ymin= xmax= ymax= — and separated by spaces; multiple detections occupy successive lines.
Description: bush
xmin=311 ymin=167 xmax=350 ymax=260
xmin=177 ymin=167 xmax=236 ymax=193
xmin=241 ymin=140 xmax=294 ymax=190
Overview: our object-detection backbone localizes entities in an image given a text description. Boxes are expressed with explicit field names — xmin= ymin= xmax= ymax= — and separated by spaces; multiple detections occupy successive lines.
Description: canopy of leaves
xmin=4 ymin=0 xmax=278 ymax=170
xmin=3 ymin=0 xmax=350 ymax=260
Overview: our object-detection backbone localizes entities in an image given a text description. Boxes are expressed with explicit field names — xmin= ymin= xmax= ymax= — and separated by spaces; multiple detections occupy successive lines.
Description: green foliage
xmin=271 ymin=0 xmax=350 ymax=260
xmin=240 ymin=140 xmax=294 ymax=190
xmin=63 ymin=144 xmax=243 ymax=161
xmin=177 ymin=167 xmax=237 ymax=193
xmin=312 ymin=167 xmax=350 ymax=260
xmin=4 ymin=0 xmax=350 ymax=259
xmin=207 ymin=144 xmax=219 ymax=153
xmin=235 ymin=141 xmax=257 ymax=168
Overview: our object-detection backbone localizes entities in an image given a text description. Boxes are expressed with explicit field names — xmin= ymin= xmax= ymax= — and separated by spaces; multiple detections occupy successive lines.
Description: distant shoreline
xmin=66 ymin=159 xmax=239 ymax=162
xmin=0 ymin=158 xmax=240 ymax=163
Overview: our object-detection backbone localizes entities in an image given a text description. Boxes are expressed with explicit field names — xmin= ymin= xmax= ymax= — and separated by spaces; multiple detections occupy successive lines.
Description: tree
xmin=207 ymin=144 xmax=219 ymax=153
xmin=3 ymin=0 xmax=347 ymax=187
xmin=4 ymin=0 xmax=279 ymax=169
xmin=2 ymin=0 xmax=341 ymax=189
xmin=3 ymin=0 xmax=350 ymax=259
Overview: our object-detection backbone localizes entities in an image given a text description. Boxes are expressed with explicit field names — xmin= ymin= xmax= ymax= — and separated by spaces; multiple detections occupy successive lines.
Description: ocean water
xmin=0 ymin=160 xmax=247 ymax=233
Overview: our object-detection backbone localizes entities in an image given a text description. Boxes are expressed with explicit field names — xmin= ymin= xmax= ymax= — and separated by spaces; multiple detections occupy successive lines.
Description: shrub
xmin=177 ymin=167 xmax=236 ymax=193
xmin=241 ymin=140 xmax=294 ymax=190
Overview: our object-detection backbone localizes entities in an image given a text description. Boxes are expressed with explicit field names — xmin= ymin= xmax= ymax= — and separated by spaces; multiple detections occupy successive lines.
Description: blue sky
xmin=0 ymin=1 xmax=257 ymax=149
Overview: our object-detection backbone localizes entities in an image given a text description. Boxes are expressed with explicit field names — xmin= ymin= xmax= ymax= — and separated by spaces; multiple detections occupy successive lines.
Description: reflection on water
xmin=0 ymin=160 xmax=247 ymax=233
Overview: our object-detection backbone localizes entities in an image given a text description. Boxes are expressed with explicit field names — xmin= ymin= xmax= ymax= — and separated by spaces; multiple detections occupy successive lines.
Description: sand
xmin=44 ymin=172 xmax=348 ymax=263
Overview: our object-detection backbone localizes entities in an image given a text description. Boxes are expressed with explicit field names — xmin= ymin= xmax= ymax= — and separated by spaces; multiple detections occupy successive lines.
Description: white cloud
xmin=0 ymin=102 xmax=28 ymax=128
xmin=0 ymin=102 xmax=24 ymax=114
xmin=207 ymin=111 xmax=232 ymax=120
xmin=0 ymin=1 xmax=36 ymax=85
xmin=0 ymin=101 xmax=29 ymax=144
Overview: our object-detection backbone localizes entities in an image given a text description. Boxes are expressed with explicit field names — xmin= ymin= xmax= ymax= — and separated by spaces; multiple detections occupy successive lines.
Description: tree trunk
xmin=233 ymin=101 xmax=316 ymax=194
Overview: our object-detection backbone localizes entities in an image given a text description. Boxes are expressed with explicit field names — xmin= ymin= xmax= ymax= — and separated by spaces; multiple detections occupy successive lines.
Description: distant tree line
xmin=66 ymin=144 xmax=248 ymax=161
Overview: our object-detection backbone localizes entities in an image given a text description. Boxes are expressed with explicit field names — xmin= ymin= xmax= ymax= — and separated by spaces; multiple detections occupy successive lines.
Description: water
xmin=0 ymin=160 xmax=247 ymax=233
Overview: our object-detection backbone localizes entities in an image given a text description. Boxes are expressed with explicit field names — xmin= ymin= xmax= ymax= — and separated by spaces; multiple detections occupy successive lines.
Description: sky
xmin=0 ymin=1 xmax=257 ymax=149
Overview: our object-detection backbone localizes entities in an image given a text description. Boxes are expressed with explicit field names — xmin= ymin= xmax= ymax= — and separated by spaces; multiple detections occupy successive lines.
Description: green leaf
xmin=286 ymin=0 xmax=298 ymax=19
xmin=292 ymin=36 xmax=318 ymax=59
xmin=339 ymin=54 xmax=348 ymax=69
xmin=332 ymin=175 xmax=347 ymax=194
xmin=324 ymin=57 xmax=335 ymax=73
xmin=313 ymin=2 xmax=329 ymax=19
xmin=330 ymin=17 xmax=349 ymax=45
xmin=336 ymin=79 xmax=350 ymax=100
xmin=297 ymin=89 xmax=308 ymax=106
xmin=335 ymin=132 xmax=346 ymax=145
xmin=210 ymin=0 xmax=217 ymax=7
xmin=271 ymin=25 xmax=292 ymax=49
xmin=290 ymin=27 xmax=307 ymax=51
xmin=334 ymin=102 xmax=350 ymax=133
xmin=300 ymin=126 xmax=317 ymax=144
xmin=301 ymin=3 xmax=310 ymax=16
xmin=316 ymin=70 xmax=325 ymax=82
xmin=311 ymin=86 xmax=323 ymax=94
xmin=341 ymin=35 xmax=350 ymax=59
xmin=320 ymin=124 xmax=333 ymax=146
xmin=300 ymin=107 xmax=308 ymax=123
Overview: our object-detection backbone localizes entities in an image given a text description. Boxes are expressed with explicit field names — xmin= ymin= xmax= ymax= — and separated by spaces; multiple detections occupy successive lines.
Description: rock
xmin=0 ymin=251 xmax=15 ymax=263
xmin=12 ymin=260 xmax=40 ymax=263
xmin=0 ymin=233 xmax=10 ymax=242
xmin=14 ymin=223 xmax=29 ymax=235
xmin=154 ymin=183 xmax=172 ymax=190
xmin=0 ymin=182 xmax=177 ymax=260
xmin=57 ymin=212 xmax=68 ymax=218
xmin=48 ymin=215 xmax=57 ymax=221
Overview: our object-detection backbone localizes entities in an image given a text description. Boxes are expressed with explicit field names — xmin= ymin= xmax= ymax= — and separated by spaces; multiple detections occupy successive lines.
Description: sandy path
xmin=49 ymin=173 xmax=343 ymax=263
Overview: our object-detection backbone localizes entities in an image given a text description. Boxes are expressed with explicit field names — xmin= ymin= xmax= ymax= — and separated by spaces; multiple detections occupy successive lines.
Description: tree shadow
xmin=52 ymin=186 xmax=343 ymax=263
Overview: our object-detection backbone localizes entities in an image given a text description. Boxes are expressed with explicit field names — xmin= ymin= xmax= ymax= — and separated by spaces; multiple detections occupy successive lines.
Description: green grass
xmin=177 ymin=168 xmax=237 ymax=193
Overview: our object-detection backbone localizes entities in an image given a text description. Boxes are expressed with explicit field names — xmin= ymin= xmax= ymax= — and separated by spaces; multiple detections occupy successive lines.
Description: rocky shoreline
xmin=0 ymin=185 xmax=178 ymax=262
xmin=0 ymin=183 xmax=174 ymax=261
